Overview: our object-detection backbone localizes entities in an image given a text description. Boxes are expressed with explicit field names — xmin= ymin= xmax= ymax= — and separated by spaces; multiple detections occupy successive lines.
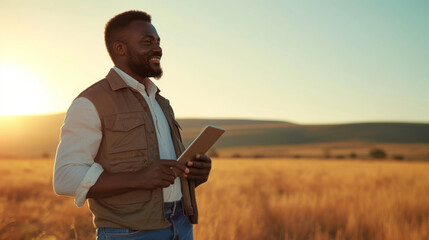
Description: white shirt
xmin=53 ymin=67 xmax=182 ymax=207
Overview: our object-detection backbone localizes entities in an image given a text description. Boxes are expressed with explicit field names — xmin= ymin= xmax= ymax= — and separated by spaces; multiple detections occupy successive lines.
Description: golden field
xmin=0 ymin=158 xmax=429 ymax=240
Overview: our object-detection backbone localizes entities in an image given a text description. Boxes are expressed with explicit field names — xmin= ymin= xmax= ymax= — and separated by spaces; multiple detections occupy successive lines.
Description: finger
xmin=160 ymin=160 xmax=189 ymax=173
xmin=198 ymin=154 xmax=211 ymax=162
xmin=157 ymin=180 xmax=174 ymax=188
xmin=186 ymin=175 xmax=208 ymax=181
xmin=161 ymin=173 xmax=176 ymax=184
xmin=195 ymin=154 xmax=211 ymax=163
xmin=187 ymin=161 xmax=211 ymax=169
xmin=188 ymin=168 xmax=210 ymax=176
xmin=161 ymin=167 xmax=176 ymax=177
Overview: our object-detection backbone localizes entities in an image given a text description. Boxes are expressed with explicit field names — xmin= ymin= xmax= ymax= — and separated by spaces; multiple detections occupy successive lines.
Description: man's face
xmin=124 ymin=21 xmax=163 ymax=79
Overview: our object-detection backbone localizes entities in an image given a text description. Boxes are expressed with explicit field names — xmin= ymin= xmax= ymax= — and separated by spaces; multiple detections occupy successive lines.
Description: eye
xmin=140 ymin=39 xmax=160 ymax=46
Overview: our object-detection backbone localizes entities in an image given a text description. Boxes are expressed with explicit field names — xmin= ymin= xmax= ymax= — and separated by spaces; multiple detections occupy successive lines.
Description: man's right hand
xmin=87 ymin=159 xmax=189 ymax=199
xmin=136 ymin=160 xmax=189 ymax=190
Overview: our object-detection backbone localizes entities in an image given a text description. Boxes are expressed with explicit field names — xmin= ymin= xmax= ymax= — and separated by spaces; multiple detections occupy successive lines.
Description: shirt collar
xmin=113 ymin=66 xmax=160 ymax=98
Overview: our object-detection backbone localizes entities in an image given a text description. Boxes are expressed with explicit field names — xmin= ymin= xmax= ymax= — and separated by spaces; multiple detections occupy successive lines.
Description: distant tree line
xmin=226 ymin=148 xmax=406 ymax=161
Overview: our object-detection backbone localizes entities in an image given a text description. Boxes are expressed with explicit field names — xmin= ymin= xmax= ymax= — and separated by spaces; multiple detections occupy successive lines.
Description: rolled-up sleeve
xmin=53 ymin=97 xmax=104 ymax=207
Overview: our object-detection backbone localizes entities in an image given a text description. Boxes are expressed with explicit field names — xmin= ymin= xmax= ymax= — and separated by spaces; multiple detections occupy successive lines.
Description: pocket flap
xmin=100 ymin=189 xmax=152 ymax=212
xmin=105 ymin=112 xmax=145 ymax=132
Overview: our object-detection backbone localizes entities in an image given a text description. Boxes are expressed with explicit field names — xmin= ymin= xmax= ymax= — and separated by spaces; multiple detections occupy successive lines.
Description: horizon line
xmin=0 ymin=112 xmax=428 ymax=125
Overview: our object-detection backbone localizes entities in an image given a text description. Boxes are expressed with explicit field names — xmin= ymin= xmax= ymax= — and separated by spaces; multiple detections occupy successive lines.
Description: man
xmin=53 ymin=10 xmax=211 ymax=240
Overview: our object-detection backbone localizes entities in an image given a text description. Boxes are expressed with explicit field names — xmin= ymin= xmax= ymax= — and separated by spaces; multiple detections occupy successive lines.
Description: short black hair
xmin=104 ymin=10 xmax=152 ymax=61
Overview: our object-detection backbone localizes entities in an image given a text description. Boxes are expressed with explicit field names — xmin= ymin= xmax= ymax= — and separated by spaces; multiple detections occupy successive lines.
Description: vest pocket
xmin=104 ymin=112 xmax=150 ymax=172
xmin=98 ymin=189 xmax=152 ymax=214
xmin=104 ymin=112 xmax=148 ymax=153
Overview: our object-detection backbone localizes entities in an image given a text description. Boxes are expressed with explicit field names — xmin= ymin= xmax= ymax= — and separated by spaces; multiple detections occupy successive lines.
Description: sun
xmin=0 ymin=63 xmax=48 ymax=116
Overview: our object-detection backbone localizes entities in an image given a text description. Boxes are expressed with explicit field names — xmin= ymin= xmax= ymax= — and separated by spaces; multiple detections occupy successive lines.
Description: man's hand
xmin=186 ymin=154 xmax=212 ymax=186
xmin=87 ymin=159 xmax=189 ymax=199
xmin=138 ymin=159 xmax=189 ymax=190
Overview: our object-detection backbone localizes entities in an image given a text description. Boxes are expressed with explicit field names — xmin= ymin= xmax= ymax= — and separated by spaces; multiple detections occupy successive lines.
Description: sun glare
xmin=0 ymin=63 xmax=48 ymax=116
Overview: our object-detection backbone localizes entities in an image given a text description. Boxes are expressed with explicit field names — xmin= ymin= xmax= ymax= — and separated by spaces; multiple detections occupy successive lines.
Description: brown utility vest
xmin=78 ymin=69 xmax=198 ymax=230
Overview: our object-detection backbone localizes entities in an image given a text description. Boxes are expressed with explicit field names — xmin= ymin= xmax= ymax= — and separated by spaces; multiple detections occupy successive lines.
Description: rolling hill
xmin=0 ymin=113 xmax=428 ymax=158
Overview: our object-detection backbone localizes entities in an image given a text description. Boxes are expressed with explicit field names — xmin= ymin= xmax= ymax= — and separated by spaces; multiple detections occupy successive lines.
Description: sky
xmin=0 ymin=0 xmax=428 ymax=124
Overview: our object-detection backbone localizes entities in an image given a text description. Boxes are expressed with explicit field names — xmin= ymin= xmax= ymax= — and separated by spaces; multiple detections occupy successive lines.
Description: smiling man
xmin=53 ymin=10 xmax=211 ymax=240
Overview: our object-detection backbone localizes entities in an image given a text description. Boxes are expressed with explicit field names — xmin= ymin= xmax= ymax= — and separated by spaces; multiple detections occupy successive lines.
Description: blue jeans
xmin=96 ymin=200 xmax=193 ymax=240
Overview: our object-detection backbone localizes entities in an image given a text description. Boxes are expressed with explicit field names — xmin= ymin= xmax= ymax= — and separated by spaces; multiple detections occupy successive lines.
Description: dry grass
xmin=0 ymin=158 xmax=428 ymax=239
xmin=0 ymin=158 xmax=93 ymax=239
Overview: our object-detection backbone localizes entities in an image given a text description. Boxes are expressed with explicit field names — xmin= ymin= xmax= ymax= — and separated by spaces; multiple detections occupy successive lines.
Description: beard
xmin=126 ymin=49 xmax=163 ymax=80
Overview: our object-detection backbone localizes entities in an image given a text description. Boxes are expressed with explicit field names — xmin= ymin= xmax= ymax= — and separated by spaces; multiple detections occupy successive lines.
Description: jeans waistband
xmin=164 ymin=199 xmax=183 ymax=217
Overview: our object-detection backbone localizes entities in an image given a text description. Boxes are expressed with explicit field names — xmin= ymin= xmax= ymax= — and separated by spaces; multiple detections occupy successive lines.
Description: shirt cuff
xmin=74 ymin=163 xmax=104 ymax=207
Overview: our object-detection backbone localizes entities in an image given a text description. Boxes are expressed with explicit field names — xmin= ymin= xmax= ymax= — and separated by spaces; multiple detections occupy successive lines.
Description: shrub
xmin=369 ymin=149 xmax=387 ymax=159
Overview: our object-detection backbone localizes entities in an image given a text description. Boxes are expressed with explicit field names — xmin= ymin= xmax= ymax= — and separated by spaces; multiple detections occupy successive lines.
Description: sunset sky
xmin=1 ymin=0 xmax=428 ymax=124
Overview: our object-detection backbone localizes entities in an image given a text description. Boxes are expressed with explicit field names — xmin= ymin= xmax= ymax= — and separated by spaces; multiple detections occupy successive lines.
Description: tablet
xmin=172 ymin=125 xmax=225 ymax=176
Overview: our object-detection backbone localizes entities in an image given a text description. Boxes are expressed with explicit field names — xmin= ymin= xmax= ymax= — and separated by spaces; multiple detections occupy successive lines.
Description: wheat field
xmin=0 ymin=158 xmax=428 ymax=240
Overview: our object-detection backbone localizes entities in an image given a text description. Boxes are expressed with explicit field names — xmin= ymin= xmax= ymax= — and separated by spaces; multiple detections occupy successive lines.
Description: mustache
xmin=149 ymin=53 xmax=162 ymax=58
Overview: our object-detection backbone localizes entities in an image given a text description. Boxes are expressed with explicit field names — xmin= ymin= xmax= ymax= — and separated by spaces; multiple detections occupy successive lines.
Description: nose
xmin=153 ymin=44 xmax=162 ymax=55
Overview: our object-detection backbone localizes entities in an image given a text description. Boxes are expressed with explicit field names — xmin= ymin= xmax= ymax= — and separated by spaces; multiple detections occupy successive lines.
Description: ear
xmin=112 ymin=41 xmax=127 ymax=57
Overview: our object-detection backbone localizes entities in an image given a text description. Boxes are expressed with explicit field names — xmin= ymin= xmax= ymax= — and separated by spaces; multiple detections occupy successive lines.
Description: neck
xmin=114 ymin=63 xmax=147 ymax=84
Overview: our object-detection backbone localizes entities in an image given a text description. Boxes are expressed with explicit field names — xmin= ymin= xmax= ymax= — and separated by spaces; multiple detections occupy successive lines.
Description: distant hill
xmin=196 ymin=122 xmax=429 ymax=149
xmin=0 ymin=114 xmax=65 ymax=158
xmin=0 ymin=113 xmax=428 ymax=158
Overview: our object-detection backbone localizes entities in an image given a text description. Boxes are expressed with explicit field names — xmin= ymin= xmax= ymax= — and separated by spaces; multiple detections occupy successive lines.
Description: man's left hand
xmin=185 ymin=154 xmax=211 ymax=186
